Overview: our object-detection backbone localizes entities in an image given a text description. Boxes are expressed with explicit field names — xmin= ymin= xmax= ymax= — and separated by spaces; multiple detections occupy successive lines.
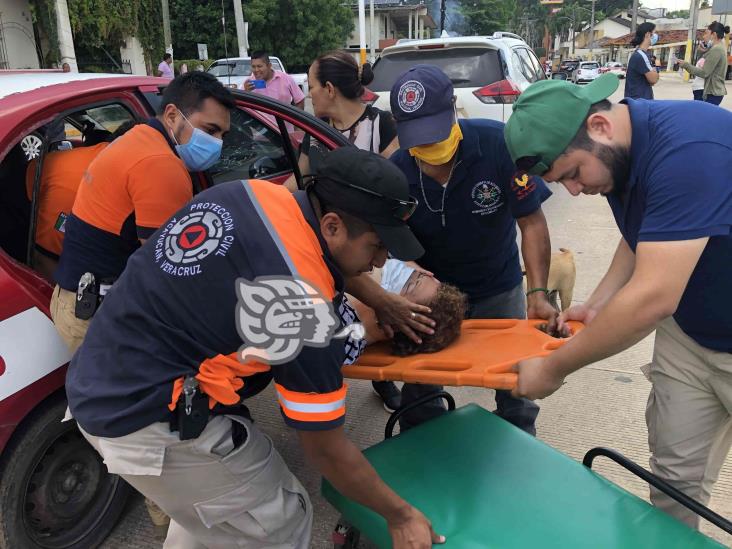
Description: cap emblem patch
xmin=398 ymin=80 xmax=426 ymax=113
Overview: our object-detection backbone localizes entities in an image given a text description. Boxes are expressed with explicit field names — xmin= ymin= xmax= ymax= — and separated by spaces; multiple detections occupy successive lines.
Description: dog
xmin=523 ymin=248 xmax=576 ymax=311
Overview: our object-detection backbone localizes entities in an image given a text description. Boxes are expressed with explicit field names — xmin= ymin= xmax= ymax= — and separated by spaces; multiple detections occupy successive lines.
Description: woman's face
xmin=400 ymin=272 xmax=440 ymax=306
xmin=308 ymin=63 xmax=331 ymax=118
xmin=704 ymin=28 xmax=713 ymax=42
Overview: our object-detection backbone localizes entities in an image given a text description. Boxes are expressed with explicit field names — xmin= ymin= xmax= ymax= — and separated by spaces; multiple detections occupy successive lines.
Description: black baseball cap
xmin=390 ymin=65 xmax=455 ymax=149
xmin=313 ymin=147 xmax=424 ymax=261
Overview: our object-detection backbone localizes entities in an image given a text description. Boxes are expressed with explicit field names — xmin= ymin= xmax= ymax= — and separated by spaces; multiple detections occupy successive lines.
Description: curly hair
xmin=391 ymin=283 xmax=467 ymax=356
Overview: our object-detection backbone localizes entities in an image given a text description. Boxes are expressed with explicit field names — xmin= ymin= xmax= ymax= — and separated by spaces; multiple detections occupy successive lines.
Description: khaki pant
xmin=49 ymin=285 xmax=90 ymax=355
xmin=81 ymin=415 xmax=312 ymax=548
xmin=643 ymin=317 xmax=732 ymax=529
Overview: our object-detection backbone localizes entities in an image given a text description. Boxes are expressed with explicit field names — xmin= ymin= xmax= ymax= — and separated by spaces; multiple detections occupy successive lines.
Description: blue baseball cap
xmin=390 ymin=65 xmax=455 ymax=149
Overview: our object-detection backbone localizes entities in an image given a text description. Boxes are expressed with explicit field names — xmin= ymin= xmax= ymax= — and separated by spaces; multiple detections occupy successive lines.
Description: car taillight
xmin=361 ymin=88 xmax=379 ymax=105
xmin=472 ymin=79 xmax=521 ymax=104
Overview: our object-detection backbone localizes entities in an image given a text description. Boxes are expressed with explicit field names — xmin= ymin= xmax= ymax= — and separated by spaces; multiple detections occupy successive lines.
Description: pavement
xmin=101 ymin=74 xmax=732 ymax=548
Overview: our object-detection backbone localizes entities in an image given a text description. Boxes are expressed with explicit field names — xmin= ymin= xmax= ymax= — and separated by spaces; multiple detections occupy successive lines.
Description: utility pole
xmin=684 ymin=0 xmax=700 ymax=82
xmin=358 ymin=0 xmax=367 ymax=66
xmin=440 ymin=0 xmax=446 ymax=34
xmin=631 ymin=0 xmax=639 ymax=34
xmin=589 ymin=0 xmax=596 ymax=61
xmin=233 ymin=0 xmax=247 ymax=57
xmin=370 ymin=0 xmax=375 ymax=62
xmin=161 ymin=0 xmax=172 ymax=59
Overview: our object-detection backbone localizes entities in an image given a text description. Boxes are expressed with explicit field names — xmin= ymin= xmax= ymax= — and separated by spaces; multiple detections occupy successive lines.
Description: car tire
xmin=0 ymin=397 xmax=131 ymax=549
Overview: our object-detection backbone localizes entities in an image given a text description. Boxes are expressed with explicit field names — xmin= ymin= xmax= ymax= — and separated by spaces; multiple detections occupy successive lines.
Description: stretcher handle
xmin=583 ymin=447 xmax=732 ymax=535
xmin=385 ymin=391 xmax=456 ymax=440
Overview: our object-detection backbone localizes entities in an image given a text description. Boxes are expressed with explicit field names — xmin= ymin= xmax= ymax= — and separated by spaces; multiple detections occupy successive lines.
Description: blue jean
xmin=693 ymin=89 xmax=704 ymax=101
xmin=705 ymin=95 xmax=724 ymax=105
xmin=400 ymin=283 xmax=540 ymax=435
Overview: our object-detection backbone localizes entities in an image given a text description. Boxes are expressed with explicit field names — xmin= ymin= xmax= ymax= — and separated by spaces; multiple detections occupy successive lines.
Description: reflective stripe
xmin=277 ymin=394 xmax=346 ymax=414
xmin=240 ymin=180 xmax=299 ymax=277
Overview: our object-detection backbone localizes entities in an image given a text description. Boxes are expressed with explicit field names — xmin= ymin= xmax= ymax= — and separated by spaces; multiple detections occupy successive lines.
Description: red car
xmin=0 ymin=72 xmax=348 ymax=549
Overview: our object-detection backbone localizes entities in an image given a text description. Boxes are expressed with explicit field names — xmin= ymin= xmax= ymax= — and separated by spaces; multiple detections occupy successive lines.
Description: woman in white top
xmin=691 ymin=57 xmax=706 ymax=101
xmin=285 ymin=51 xmax=398 ymax=192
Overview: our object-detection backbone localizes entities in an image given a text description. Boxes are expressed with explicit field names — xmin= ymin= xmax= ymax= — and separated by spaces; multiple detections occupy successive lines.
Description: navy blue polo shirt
xmin=607 ymin=99 xmax=732 ymax=352
xmin=391 ymin=119 xmax=551 ymax=301
xmin=66 ymin=180 xmax=352 ymax=437
xmin=624 ymin=49 xmax=655 ymax=100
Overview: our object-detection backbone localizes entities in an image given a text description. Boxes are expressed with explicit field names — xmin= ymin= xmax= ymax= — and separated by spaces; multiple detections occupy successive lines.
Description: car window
xmin=581 ymin=63 xmax=599 ymax=70
xmin=271 ymin=60 xmax=284 ymax=72
xmin=370 ymin=47 xmax=503 ymax=91
xmin=513 ymin=48 xmax=539 ymax=84
xmin=208 ymin=107 xmax=293 ymax=184
xmin=208 ymin=60 xmax=251 ymax=77
xmin=82 ymin=104 xmax=135 ymax=133
xmin=525 ymin=49 xmax=546 ymax=80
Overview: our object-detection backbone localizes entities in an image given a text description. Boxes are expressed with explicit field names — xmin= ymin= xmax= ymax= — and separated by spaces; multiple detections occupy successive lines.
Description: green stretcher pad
xmin=322 ymin=404 xmax=725 ymax=548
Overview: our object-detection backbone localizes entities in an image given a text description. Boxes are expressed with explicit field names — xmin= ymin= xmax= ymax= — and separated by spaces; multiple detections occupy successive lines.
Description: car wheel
xmin=0 ymin=398 xmax=131 ymax=549
xmin=20 ymin=133 xmax=44 ymax=161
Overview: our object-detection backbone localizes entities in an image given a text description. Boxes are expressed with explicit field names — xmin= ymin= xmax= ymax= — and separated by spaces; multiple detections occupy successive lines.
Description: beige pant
xmin=81 ymin=415 xmax=312 ymax=548
xmin=644 ymin=317 xmax=732 ymax=529
xmin=49 ymin=285 xmax=90 ymax=355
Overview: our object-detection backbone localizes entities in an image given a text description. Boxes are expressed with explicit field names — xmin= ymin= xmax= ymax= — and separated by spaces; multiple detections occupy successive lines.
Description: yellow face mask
xmin=409 ymin=123 xmax=463 ymax=165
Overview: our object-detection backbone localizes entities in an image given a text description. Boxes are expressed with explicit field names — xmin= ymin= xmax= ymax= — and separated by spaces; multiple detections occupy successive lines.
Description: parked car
xmin=599 ymin=61 xmax=626 ymax=79
xmin=572 ymin=61 xmax=601 ymax=84
xmin=366 ymin=32 xmax=546 ymax=123
xmin=558 ymin=59 xmax=581 ymax=76
xmin=0 ymin=70 xmax=348 ymax=549
xmin=207 ymin=56 xmax=308 ymax=95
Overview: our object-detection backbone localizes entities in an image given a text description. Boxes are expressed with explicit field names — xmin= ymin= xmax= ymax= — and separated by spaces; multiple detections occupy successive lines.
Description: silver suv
xmin=367 ymin=33 xmax=546 ymax=122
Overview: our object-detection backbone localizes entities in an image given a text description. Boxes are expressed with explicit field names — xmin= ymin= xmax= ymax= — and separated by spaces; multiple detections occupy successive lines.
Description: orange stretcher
xmin=342 ymin=319 xmax=584 ymax=390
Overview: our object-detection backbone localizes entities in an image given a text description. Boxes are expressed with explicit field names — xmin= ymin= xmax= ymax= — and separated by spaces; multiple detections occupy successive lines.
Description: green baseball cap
xmin=504 ymin=73 xmax=620 ymax=176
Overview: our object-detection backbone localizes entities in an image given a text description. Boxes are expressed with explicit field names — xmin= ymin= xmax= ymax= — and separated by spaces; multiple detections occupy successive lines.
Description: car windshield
xmin=370 ymin=47 xmax=503 ymax=91
xmin=208 ymin=60 xmax=252 ymax=77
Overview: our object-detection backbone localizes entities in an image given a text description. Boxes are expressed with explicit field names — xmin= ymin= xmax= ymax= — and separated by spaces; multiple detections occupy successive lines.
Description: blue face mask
xmin=650 ymin=33 xmax=659 ymax=46
xmin=172 ymin=110 xmax=223 ymax=172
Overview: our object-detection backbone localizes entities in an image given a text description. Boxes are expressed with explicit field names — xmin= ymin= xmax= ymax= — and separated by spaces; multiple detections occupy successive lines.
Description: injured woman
xmin=341 ymin=258 xmax=466 ymax=365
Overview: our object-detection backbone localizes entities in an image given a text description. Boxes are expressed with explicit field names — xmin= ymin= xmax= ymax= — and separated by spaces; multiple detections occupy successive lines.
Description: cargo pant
xmin=642 ymin=317 xmax=732 ymax=529
xmin=49 ymin=285 xmax=90 ymax=355
xmin=80 ymin=414 xmax=312 ymax=548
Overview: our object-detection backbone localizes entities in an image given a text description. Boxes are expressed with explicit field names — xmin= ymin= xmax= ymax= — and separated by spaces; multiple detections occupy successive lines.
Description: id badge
xmin=54 ymin=212 xmax=68 ymax=233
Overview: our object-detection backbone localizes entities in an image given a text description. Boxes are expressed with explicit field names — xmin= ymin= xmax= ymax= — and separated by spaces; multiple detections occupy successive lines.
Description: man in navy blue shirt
xmin=377 ymin=65 xmax=556 ymax=435
xmin=505 ymin=73 xmax=732 ymax=528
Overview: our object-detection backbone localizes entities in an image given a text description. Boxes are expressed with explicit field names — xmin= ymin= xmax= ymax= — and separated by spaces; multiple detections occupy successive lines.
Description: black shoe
xmin=372 ymin=380 xmax=401 ymax=412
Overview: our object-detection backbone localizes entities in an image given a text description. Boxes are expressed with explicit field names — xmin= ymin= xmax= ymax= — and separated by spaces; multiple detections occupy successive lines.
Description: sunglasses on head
xmin=306 ymin=174 xmax=418 ymax=221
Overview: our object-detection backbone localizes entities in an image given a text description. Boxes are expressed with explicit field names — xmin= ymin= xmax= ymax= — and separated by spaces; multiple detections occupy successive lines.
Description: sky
xmin=646 ymin=0 xmax=696 ymax=11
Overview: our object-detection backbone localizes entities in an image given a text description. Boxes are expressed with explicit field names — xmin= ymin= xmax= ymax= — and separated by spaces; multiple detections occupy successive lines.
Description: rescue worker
xmin=25 ymin=123 xmax=134 ymax=281
xmin=50 ymin=71 xmax=234 ymax=354
xmin=505 ymin=73 xmax=732 ymax=528
xmin=363 ymin=65 xmax=556 ymax=434
xmin=64 ymin=147 xmax=445 ymax=548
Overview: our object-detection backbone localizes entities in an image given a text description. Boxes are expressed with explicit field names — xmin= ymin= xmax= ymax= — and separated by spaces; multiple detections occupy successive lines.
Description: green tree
xmin=168 ymin=0 xmax=239 ymax=60
xmin=169 ymin=0 xmax=352 ymax=68
xmin=45 ymin=0 xmax=164 ymax=68
xmin=666 ymin=9 xmax=690 ymax=18
xmin=458 ymin=0 xmax=516 ymax=36
xmin=246 ymin=0 xmax=354 ymax=69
